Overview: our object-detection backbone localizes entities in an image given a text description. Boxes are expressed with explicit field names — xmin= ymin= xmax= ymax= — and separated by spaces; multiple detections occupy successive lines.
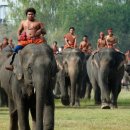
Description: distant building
xmin=0 ymin=0 xmax=8 ymax=24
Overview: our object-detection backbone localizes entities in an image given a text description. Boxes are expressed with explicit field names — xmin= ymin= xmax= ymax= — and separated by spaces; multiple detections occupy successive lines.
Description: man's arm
xmin=17 ymin=21 xmax=24 ymax=37
xmin=74 ymin=38 xmax=77 ymax=48
xmin=64 ymin=37 xmax=69 ymax=45
xmin=35 ymin=22 xmax=46 ymax=37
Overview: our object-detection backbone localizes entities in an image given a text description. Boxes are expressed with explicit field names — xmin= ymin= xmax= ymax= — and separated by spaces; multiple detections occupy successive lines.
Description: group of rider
xmin=0 ymin=7 xmax=128 ymax=71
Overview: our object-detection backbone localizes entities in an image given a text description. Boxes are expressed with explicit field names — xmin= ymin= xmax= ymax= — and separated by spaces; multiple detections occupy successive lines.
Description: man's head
xmin=69 ymin=27 xmax=75 ymax=34
xmin=25 ymin=7 xmax=36 ymax=21
xmin=3 ymin=37 xmax=8 ymax=45
xmin=83 ymin=35 xmax=88 ymax=41
xmin=107 ymin=28 xmax=113 ymax=35
xmin=99 ymin=32 xmax=104 ymax=38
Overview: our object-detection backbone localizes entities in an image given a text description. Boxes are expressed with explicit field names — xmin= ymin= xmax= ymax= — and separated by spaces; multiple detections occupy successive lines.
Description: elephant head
xmin=12 ymin=44 xmax=57 ymax=130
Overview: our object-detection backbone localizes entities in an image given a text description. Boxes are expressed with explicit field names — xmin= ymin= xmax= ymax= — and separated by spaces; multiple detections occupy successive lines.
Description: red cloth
xmin=64 ymin=33 xmax=76 ymax=49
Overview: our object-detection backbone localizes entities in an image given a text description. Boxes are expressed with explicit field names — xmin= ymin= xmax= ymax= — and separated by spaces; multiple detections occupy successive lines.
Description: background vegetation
xmin=1 ymin=0 xmax=130 ymax=52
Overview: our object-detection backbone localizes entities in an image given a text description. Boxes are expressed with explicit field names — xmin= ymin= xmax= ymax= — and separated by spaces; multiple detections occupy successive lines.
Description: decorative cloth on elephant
xmin=64 ymin=33 xmax=77 ymax=49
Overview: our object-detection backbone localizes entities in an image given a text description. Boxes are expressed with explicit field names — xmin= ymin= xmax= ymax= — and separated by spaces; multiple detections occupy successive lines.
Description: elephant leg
xmin=111 ymin=82 xmax=121 ymax=108
xmin=98 ymin=72 xmax=111 ymax=109
xmin=43 ymin=88 xmax=54 ymax=130
xmin=94 ymin=86 xmax=101 ymax=105
xmin=91 ymin=80 xmax=101 ymax=105
xmin=75 ymin=80 xmax=81 ymax=106
xmin=29 ymin=94 xmax=36 ymax=130
xmin=16 ymin=98 xmax=30 ymax=130
xmin=54 ymin=82 xmax=61 ymax=98
xmin=8 ymin=98 xmax=18 ymax=130
xmin=85 ymin=83 xmax=92 ymax=100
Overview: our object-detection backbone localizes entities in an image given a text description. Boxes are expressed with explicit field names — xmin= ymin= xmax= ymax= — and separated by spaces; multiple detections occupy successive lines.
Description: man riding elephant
xmin=6 ymin=7 xmax=46 ymax=71
xmin=64 ymin=27 xmax=77 ymax=49
xmin=79 ymin=35 xmax=92 ymax=54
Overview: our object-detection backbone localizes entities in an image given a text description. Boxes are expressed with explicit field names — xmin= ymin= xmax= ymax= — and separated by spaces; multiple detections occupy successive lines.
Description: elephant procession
xmin=0 ymin=7 xmax=130 ymax=130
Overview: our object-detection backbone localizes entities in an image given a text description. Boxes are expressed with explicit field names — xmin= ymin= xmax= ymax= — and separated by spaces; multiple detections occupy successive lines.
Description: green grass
xmin=0 ymin=89 xmax=130 ymax=130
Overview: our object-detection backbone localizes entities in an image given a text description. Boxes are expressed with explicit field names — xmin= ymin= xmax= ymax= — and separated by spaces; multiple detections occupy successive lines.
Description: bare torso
xmin=20 ymin=20 xmax=44 ymax=38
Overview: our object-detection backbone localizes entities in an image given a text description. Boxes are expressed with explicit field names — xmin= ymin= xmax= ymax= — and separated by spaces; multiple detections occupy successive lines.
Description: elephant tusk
xmin=92 ymin=59 xmax=99 ymax=69
xmin=17 ymin=73 xmax=23 ymax=80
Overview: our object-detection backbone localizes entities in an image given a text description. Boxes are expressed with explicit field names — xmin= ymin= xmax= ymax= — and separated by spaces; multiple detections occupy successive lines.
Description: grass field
xmin=0 ymin=89 xmax=130 ymax=130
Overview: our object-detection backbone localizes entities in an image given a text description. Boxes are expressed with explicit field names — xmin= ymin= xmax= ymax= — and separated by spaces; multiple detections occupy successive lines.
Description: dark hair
xmin=69 ymin=27 xmax=75 ymax=31
xmin=25 ymin=8 xmax=36 ymax=15
xmin=53 ymin=41 xmax=57 ymax=45
xmin=107 ymin=28 xmax=113 ymax=31
xmin=3 ymin=37 xmax=8 ymax=40
xmin=83 ymin=35 xmax=88 ymax=38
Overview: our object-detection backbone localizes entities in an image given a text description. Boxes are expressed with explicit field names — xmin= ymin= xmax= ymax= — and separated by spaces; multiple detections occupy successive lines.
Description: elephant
xmin=0 ymin=45 xmax=13 ymax=107
xmin=87 ymin=48 xmax=125 ymax=109
xmin=0 ymin=43 xmax=57 ymax=130
xmin=80 ymin=53 xmax=92 ymax=99
xmin=121 ymin=71 xmax=130 ymax=90
xmin=54 ymin=53 xmax=70 ymax=106
xmin=61 ymin=48 xmax=85 ymax=106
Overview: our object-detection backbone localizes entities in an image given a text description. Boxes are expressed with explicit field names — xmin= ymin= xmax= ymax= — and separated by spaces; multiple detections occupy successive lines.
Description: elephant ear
xmin=13 ymin=51 xmax=23 ymax=80
xmin=117 ymin=53 xmax=126 ymax=70
xmin=51 ymin=55 xmax=58 ymax=77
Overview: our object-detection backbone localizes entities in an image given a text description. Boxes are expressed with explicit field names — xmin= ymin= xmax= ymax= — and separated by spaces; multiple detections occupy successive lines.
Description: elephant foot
xmin=70 ymin=102 xmax=75 ymax=107
xmin=74 ymin=102 xmax=80 ymax=107
xmin=95 ymin=101 xmax=101 ymax=105
xmin=61 ymin=96 xmax=70 ymax=106
xmin=110 ymin=104 xmax=118 ymax=109
xmin=53 ymin=94 xmax=60 ymax=99
xmin=101 ymin=103 xmax=110 ymax=109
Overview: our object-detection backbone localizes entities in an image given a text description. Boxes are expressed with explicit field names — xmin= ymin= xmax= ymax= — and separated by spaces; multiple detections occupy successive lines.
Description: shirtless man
xmin=6 ymin=7 xmax=46 ymax=70
xmin=64 ymin=27 xmax=77 ymax=49
xmin=79 ymin=35 xmax=92 ymax=54
xmin=97 ymin=32 xmax=107 ymax=49
xmin=51 ymin=41 xmax=59 ymax=54
xmin=0 ymin=37 xmax=9 ymax=51
xmin=105 ymin=28 xmax=117 ymax=48
xmin=8 ymin=38 xmax=14 ymax=49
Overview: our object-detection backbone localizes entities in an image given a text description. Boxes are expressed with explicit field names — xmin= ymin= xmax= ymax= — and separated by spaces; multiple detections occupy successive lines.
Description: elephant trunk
xmin=60 ymin=71 xmax=70 ymax=106
xmin=68 ymin=62 xmax=80 ymax=106
xmin=35 ymin=75 xmax=47 ymax=130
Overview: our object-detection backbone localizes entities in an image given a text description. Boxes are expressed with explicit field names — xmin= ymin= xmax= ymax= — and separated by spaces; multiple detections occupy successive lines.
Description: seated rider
xmin=51 ymin=41 xmax=59 ymax=54
xmin=0 ymin=37 xmax=9 ymax=51
xmin=79 ymin=35 xmax=92 ymax=54
xmin=105 ymin=28 xmax=118 ymax=49
xmin=125 ymin=50 xmax=130 ymax=62
xmin=97 ymin=32 xmax=107 ymax=49
xmin=64 ymin=27 xmax=77 ymax=49
xmin=6 ymin=7 xmax=46 ymax=70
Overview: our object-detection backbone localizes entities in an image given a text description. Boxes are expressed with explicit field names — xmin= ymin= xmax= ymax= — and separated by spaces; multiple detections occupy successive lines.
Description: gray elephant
xmin=61 ymin=48 xmax=85 ymax=106
xmin=0 ymin=46 xmax=13 ymax=106
xmin=0 ymin=44 xmax=57 ymax=130
xmin=54 ymin=53 xmax=70 ymax=106
xmin=80 ymin=53 xmax=92 ymax=99
xmin=87 ymin=48 xmax=125 ymax=109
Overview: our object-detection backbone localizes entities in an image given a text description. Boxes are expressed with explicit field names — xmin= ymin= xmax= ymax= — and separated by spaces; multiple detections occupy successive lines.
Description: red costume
xmin=64 ymin=33 xmax=76 ymax=49
xmin=18 ymin=32 xmax=46 ymax=46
